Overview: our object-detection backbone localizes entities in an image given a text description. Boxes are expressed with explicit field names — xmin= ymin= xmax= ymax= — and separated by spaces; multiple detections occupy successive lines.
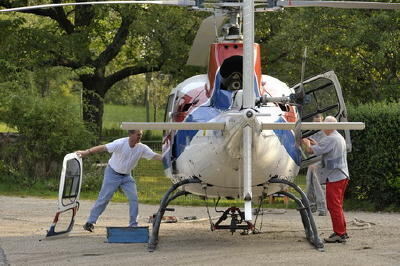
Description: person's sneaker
xmin=83 ymin=222 xmax=94 ymax=232
xmin=343 ymin=233 xmax=350 ymax=239
xmin=318 ymin=211 xmax=327 ymax=216
xmin=324 ymin=232 xmax=346 ymax=243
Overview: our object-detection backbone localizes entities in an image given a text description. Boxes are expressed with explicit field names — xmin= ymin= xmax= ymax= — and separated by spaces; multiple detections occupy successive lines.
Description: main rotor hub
xmin=245 ymin=110 xmax=254 ymax=118
xmin=220 ymin=9 xmax=243 ymax=42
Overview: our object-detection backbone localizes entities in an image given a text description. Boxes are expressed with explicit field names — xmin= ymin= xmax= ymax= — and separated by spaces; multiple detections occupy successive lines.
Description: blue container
xmin=106 ymin=226 xmax=149 ymax=243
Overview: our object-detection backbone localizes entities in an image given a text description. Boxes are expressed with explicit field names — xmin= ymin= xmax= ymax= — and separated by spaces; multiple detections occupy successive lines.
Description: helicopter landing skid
xmin=148 ymin=177 xmax=201 ymax=252
xmin=269 ymin=177 xmax=325 ymax=251
xmin=211 ymin=207 xmax=255 ymax=235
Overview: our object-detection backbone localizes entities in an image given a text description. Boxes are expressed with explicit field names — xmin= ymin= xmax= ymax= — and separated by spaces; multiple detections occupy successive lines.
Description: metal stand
xmin=269 ymin=177 xmax=324 ymax=251
xmin=211 ymin=207 xmax=254 ymax=234
xmin=148 ymin=177 xmax=201 ymax=252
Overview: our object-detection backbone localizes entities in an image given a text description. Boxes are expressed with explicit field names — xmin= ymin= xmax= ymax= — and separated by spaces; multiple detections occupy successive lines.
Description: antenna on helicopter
xmin=301 ymin=47 xmax=307 ymax=86
xmin=294 ymin=47 xmax=308 ymax=108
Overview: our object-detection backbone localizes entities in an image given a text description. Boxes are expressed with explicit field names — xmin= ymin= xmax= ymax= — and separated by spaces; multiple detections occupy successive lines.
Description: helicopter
xmin=1 ymin=0 xmax=398 ymax=252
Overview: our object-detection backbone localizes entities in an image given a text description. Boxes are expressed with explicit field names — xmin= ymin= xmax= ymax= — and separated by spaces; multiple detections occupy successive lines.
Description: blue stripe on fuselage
xmin=172 ymin=107 xmax=221 ymax=160
xmin=172 ymin=71 xmax=260 ymax=160
xmin=273 ymin=117 xmax=301 ymax=166
xmin=211 ymin=73 xmax=260 ymax=110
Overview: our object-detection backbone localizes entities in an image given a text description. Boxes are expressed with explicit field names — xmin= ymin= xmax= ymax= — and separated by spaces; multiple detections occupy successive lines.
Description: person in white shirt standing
xmin=305 ymin=114 xmax=327 ymax=216
xmin=76 ymin=130 xmax=162 ymax=232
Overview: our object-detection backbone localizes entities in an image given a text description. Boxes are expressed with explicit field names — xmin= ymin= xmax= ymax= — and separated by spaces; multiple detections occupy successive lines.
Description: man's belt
xmin=110 ymin=166 xmax=128 ymax=176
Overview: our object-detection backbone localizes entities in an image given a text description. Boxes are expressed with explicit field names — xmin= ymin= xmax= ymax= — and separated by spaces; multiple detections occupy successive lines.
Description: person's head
xmin=313 ymin=113 xmax=324 ymax=122
xmin=323 ymin=116 xmax=337 ymax=136
xmin=128 ymin=130 xmax=143 ymax=147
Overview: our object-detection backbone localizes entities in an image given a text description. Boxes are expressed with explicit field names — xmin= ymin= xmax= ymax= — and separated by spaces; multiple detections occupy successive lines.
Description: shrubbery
xmin=347 ymin=102 xmax=400 ymax=210
xmin=0 ymin=94 xmax=94 ymax=185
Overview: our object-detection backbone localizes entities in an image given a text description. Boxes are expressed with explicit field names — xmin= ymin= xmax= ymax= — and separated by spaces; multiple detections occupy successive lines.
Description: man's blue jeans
xmin=306 ymin=162 xmax=326 ymax=213
xmin=87 ymin=165 xmax=138 ymax=227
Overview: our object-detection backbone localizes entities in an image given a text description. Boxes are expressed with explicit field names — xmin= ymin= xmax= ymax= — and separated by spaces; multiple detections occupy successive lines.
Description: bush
xmin=0 ymin=94 xmax=95 ymax=184
xmin=347 ymin=102 xmax=400 ymax=210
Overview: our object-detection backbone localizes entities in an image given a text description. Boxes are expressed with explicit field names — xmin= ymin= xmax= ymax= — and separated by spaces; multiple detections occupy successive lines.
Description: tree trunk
xmin=145 ymin=73 xmax=151 ymax=123
xmin=80 ymin=72 xmax=108 ymax=137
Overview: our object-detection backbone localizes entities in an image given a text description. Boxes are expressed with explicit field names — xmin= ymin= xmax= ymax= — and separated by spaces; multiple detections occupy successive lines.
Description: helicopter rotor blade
xmin=255 ymin=0 xmax=400 ymax=11
xmin=186 ymin=14 xmax=227 ymax=67
xmin=121 ymin=121 xmax=365 ymax=131
xmin=242 ymin=126 xmax=253 ymax=221
xmin=121 ymin=122 xmax=226 ymax=130
xmin=241 ymin=0 xmax=256 ymax=221
xmin=0 ymin=0 xmax=196 ymax=12
xmin=261 ymin=122 xmax=365 ymax=130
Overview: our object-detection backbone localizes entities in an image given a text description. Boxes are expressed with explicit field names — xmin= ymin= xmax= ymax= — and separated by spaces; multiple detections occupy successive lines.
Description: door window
xmin=291 ymin=71 xmax=352 ymax=167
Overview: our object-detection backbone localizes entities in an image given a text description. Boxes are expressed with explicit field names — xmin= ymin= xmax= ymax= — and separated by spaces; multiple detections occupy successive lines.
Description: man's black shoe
xmin=83 ymin=222 xmax=94 ymax=232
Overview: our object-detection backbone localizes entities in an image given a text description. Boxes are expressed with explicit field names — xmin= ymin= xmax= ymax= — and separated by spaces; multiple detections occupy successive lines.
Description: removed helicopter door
xmin=292 ymin=71 xmax=352 ymax=167
xmin=46 ymin=153 xmax=83 ymax=237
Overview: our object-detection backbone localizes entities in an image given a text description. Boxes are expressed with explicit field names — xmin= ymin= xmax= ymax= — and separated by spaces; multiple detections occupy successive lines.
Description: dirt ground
xmin=1 ymin=196 xmax=399 ymax=266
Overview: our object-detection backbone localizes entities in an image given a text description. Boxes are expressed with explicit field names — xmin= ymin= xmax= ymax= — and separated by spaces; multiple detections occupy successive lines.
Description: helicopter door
xmin=292 ymin=71 xmax=352 ymax=167
xmin=163 ymin=93 xmax=176 ymax=174
xmin=46 ymin=153 xmax=82 ymax=237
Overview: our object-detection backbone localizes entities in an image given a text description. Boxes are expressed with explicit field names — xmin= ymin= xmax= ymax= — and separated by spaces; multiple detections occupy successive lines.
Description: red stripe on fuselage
xmin=173 ymin=85 xmax=210 ymax=122
xmin=284 ymin=105 xmax=297 ymax=122
xmin=207 ymin=43 xmax=262 ymax=97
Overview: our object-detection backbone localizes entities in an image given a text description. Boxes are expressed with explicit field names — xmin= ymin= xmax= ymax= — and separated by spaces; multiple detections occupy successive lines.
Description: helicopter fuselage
xmin=162 ymin=42 xmax=302 ymax=200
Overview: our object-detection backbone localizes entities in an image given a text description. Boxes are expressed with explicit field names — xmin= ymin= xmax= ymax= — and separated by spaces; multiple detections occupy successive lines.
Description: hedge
xmin=347 ymin=102 xmax=400 ymax=210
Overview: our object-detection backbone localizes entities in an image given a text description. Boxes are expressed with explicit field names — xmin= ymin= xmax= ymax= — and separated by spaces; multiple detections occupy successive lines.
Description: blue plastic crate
xmin=106 ymin=226 xmax=149 ymax=243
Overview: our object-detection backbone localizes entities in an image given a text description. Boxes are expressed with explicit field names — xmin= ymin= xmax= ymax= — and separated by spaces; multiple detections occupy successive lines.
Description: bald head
xmin=323 ymin=116 xmax=337 ymax=135
xmin=324 ymin=116 xmax=337 ymax=123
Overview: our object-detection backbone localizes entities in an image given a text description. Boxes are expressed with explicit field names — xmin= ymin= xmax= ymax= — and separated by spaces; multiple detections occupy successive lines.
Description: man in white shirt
xmin=76 ymin=130 xmax=162 ymax=232
xmin=305 ymin=114 xmax=327 ymax=216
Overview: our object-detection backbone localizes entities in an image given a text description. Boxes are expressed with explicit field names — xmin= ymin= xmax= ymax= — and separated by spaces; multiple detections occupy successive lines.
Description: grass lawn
xmin=103 ymin=104 xmax=164 ymax=140
xmin=103 ymin=104 xmax=165 ymax=128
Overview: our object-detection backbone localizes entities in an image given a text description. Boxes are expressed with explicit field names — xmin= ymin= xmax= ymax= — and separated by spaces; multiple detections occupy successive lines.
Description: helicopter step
xmin=148 ymin=207 xmax=177 ymax=224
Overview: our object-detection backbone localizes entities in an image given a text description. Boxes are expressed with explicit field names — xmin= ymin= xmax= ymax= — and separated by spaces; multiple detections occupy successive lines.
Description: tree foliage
xmin=256 ymin=8 xmax=400 ymax=103
xmin=0 ymin=2 xmax=204 ymax=136
xmin=2 ymin=3 xmax=398 ymax=133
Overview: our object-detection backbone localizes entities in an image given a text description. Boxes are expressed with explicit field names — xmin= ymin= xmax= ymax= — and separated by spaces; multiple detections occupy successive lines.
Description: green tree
xmin=0 ymin=2 xmax=204 ymax=136
xmin=256 ymin=8 xmax=400 ymax=103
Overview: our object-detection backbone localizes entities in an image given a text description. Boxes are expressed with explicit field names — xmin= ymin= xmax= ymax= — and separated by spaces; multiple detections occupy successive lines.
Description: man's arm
xmin=302 ymin=138 xmax=314 ymax=154
xmin=152 ymin=154 xmax=163 ymax=161
xmin=76 ymin=145 xmax=107 ymax=158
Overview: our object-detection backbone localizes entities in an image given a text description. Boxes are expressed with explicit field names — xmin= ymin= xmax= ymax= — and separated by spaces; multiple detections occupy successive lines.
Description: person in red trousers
xmin=302 ymin=116 xmax=349 ymax=243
